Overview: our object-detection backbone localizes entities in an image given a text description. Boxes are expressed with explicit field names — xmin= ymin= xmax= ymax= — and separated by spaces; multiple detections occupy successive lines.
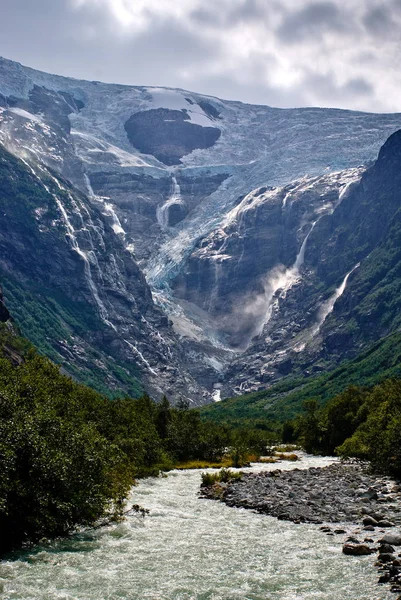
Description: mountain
xmin=0 ymin=143 xmax=204 ymax=401
xmin=1 ymin=56 xmax=401 ymax=403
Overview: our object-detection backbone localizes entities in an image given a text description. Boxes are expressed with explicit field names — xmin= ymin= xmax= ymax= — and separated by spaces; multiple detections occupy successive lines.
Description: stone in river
xmin=378 ymin=520 xmax=395 ymax=527
xmin=379 ymin=544 xmax=395 ymax=554
xmin=363 ymin=516 xmax=378 ymax=527
xmin=380 ymin=534 xmax=401 ymax=546
xmin=343 ymin=543 xmax=373 ymax=556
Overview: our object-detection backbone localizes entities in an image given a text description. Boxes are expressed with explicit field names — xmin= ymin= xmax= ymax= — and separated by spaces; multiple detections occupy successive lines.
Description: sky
xmin=1 ymin=0 xmax=401 ymax=112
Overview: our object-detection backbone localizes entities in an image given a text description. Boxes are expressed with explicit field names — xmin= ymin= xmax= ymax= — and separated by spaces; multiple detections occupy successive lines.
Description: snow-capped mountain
xmin=1 ymin=56 xmax=401 ymax=402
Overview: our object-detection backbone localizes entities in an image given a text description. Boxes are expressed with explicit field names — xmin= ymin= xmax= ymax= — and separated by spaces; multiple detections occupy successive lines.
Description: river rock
xmin=378 ymin=553 xmax=396 ymax=563
xmin=380 ymin=534 xmax=401 ymax=546
xmin=379 ymin=544 xmax=396 ymax=554
xmin=343 ymin=543 xmax=373 ymax=556
xmin=363 ymin=516 xmax=379 ymax=526
xmin=378 ymin=520 xmax=395 ymax=527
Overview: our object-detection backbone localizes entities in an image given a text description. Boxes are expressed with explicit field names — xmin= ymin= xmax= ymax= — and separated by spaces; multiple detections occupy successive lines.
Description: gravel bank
xmin=200 ymin=461 xmax=401 ymax=596
xmin=201 ymin=462 xmax=401 ymax=525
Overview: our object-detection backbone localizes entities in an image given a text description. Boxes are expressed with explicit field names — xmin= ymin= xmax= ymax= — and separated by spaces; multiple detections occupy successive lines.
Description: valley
xmin=1 ymin=56 xmax=401 ymax=408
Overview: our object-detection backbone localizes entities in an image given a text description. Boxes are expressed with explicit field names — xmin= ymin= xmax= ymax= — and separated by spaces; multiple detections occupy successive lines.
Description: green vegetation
xmin=292 ymin=379 xmax=401 ymax=477
xmin=0 ymin=328 xmax=276 ymax=556
xmin=201 ymin=331 xmax=401 ymax=424
xmin=200 ymin=469 xmax=243 ymax=487
xmin=0 ymin=145 xmax=144 ymax=398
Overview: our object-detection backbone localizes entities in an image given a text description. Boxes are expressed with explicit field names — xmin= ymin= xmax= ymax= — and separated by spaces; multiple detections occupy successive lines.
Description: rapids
xmin=0 ymin=455 xmax=392 ymax=600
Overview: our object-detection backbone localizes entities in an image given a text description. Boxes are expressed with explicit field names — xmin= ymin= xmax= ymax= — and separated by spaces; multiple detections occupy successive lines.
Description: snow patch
xmin=146 ymin=88 xmax=214 ymax=128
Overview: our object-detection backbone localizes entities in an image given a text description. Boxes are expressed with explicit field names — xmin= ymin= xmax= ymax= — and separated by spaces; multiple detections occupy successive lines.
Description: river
xmin=0 ymin=455 xmax=393 ymax=599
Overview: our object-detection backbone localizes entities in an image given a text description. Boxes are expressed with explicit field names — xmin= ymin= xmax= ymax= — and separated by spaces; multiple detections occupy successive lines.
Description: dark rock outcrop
xmin=0 ymin=287 xmax=9 ymax=322
xmin=124 ymin=108 xmax=221 ymax=165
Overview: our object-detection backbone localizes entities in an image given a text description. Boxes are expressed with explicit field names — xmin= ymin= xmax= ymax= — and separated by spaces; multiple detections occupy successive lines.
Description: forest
xmin=0 ymin=323 xmax=276 ymax=555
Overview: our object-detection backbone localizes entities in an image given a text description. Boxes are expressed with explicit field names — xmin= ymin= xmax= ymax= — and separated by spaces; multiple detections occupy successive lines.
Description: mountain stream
xmin=0 ymin=455 xmax=392 ymax=600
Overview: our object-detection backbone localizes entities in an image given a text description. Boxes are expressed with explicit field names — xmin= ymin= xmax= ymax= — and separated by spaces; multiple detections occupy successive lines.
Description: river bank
xmin=0 ymin=455 xmax=395 ymax=599
xmin=201 ymin=459 xmax=401 ymax=596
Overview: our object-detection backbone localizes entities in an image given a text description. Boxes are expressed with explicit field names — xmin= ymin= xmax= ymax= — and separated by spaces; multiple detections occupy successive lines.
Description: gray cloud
xmin=363 ymin=5 xmax=396 ymax=36
xmin=276 ymin=2 xmax=355 ymax=44
xmin=191 ymin=0 xmax=270 ymax=28
xmin=0 ymin=0 xmax=401 ymax=112
xmin=302 ymin=71 xmax=375 ymax=105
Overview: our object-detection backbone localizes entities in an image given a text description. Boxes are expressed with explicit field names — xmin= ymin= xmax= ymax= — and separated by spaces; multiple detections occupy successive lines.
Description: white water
xmin=294 ymin=221 xmax=317 ymax=270
xmin=251 ymin=221 xmax=318 ymax=341
xmin=84 ymin=174 xmax=126 ymax=237
xmin=0 ymin=455 xmax=392 ymax=600
xmin=125 ymin=340 xmax=158 ymax=376
xmin=157 ymin=175 xmax=184 ymax=230
xmin=312 ymin=263 xmax=360 ymax=336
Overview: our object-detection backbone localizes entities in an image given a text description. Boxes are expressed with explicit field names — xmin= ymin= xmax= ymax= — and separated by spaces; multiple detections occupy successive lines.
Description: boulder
xmin=343 ymin=543 xmax=373 ymax=556
xmin=378 ymin=553 xmax=396 ymax=563
xmin=380 ymin=534 xmax=401 ymax=546
xmin=378 ymin=520 xmax=395 ymax=527
xmin=379 ymin=544 xmax=396 ymax=554
xmin=363 ymin=516 xmax=378 ymax=527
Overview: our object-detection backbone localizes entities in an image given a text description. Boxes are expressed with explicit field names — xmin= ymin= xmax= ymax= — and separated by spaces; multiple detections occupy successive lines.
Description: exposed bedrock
xmin=88 ymin=169 xmax=229 ymax=263
xmin=171 ymin=172 xmax=355 ymax=350
xmin=124 ymin=108 xmax=221 ymax=165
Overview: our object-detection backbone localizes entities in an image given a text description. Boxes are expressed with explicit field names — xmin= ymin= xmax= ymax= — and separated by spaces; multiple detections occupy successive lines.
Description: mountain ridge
xmin=1 ymin=56 xmax=401 ymax=404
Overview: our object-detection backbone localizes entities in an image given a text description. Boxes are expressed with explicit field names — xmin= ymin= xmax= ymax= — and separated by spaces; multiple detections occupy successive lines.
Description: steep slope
xmin=2 ymin=57 xmax=401 ymax=403
xmin=199 ymin=130 xmax=401 ymax=407
xmin=201 ymin=331 xmax=401 ymax=424
xmin=0 ymin=144 xmax=203 ymax=401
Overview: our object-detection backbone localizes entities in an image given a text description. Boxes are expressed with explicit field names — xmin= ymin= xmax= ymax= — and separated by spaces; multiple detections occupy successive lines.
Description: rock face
xmin=0 ymin=144 xmax=204 ymax=401
xmin=0 ymin=289 xmax=9 ymax=323
xmin=124 ymin=108 xmax=221 ymax=165
xmin=2 ymin=56 xmax=401 ymax=402
xmin=181 ymin=130 xmax=401 ymax=396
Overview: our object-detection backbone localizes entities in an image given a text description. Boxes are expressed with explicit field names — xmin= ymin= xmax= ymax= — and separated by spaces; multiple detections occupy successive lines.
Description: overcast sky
xmin=1 ymin=0 xmax=401 ymax=112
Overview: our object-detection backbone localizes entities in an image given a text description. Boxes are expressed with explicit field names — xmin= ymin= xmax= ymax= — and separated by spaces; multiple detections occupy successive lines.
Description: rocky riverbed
xmin=201 ymin=461 xmax=401 ymax=596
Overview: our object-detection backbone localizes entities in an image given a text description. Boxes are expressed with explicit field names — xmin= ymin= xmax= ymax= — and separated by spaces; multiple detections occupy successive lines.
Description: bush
xmin=201 ymin=468 xmax=242 ymax=487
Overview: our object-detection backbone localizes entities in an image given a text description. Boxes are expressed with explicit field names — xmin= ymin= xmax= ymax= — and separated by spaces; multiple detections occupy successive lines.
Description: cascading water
xmin=251 ymin=221 xmax=318 ymax=342
xmin=84 ymin=174 xmax=126 ymax=238
xmin=24 ymin=162 xmax=114 ymax=327
xmin=0 ymin=455 xmax=392 ymax=600
xmin=124 ymin=340 xmax=158 ymax=376
xmin=312 ymin=263 xmax=360 ymax=336
xmin=294 ymin=221 xmax=317 ymax=270
xmin=156 ymin=174 xmax=184 ymax=231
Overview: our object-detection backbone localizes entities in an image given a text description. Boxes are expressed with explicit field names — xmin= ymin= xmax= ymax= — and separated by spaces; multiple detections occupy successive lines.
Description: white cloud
xmin=1 ymin=0 xmax=401 ymax=112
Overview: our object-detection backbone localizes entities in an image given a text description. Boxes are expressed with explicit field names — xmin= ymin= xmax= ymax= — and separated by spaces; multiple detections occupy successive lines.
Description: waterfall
xmin=156 ymin=175 xmax=184 ymax=230
xmin=141 ymin=315 xmax=173 ymax=360
xmin=208 ymin=260 xmax=223 ymax=313
xmin=294 ymin=221 xmax=317 ymax=270
xmin=253 ymin=221 xmax=318 ymax=339
xmin=25 ymin=162 xmax=115 ymax=329
xmin=124 ymin=340 xmax=158 ymax=375
xmin=312 ymin=263 xmax=360 ymax=336
xmin=84 ymin=173 xmax=125 ymax=237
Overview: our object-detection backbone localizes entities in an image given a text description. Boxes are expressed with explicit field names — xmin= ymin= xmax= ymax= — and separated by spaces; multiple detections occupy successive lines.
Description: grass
xmin=175 ymin=458 xmax=233 ymax=470
xmin=274 ymin=452 xmax=299 ymax=461
xmin=176 ymin=452 xmax=261 ymax=470
xmin=256 ymin=451 xmax=300 ymax=463
xmin=200 ymin=469 xmax=243 ymax=487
